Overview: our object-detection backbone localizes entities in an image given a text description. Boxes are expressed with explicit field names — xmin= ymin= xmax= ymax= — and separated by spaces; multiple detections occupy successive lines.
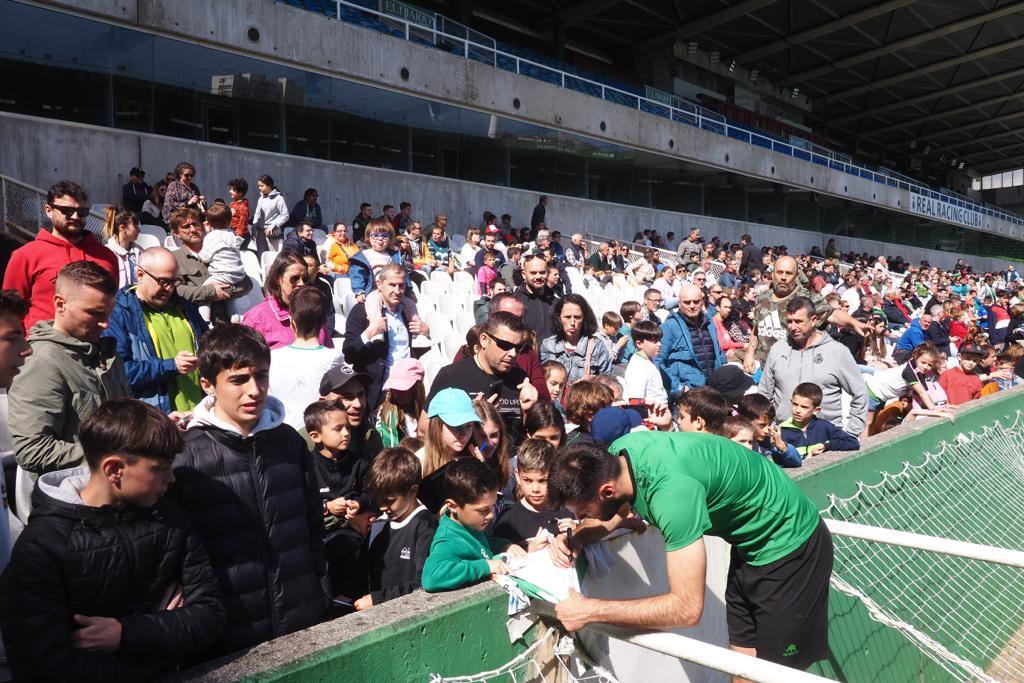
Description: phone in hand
xmin=626 ymin=398 xmax=649 ymax=418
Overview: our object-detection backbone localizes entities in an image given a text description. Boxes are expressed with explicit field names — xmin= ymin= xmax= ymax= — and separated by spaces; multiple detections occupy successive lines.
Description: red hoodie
xmin=2 ymin=229 xmax=118 ymax=332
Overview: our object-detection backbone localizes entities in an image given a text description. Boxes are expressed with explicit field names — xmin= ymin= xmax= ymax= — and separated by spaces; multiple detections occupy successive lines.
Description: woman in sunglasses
xmin=161 ymin=162 xmax=205 ymax=224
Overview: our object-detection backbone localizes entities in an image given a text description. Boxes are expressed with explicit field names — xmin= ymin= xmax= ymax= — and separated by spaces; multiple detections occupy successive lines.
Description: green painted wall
xmin=240 ymin=590 xmax=532 ymax=682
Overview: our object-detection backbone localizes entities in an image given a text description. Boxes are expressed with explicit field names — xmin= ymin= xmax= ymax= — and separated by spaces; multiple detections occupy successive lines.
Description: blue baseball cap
xmin=590 ymin=407 xmax=643 ymax=445
xmin=427 ymin=388 xmax=482 ymax=427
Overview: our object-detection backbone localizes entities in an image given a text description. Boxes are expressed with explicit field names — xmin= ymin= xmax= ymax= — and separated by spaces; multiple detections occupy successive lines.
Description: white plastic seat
xmin=260 ymin=250 xmax=280 ymax=279
xmin=311 ymin=229 xmax=328 ymax=246
xmin=224 ymin=276 xmax=267 ymax=321
xmin=134 ymin=233 xmax=161 ymax=250
xmin=139 ymin=223 xmax=166 ymax=242
xmin=438 ymin=294 xmax=464 ymax=318
xmin=420 ymin=280 xmax=448 ymax=300
xmin=440 ymin=331 xmax=464 ymax=361
xmin=455 ymin=309 xmax=476 ymax=336
xmin=423 ymin=310 xmax=452 ymax=336
xmin=565 ymin=266 xmax=585 ymax=292
xmin=430 ymin=270 xmax=454 ymax=287
xmin=164 ymin=234 xmax=182 ymax=251
xmin=241 ymin=250 xmax=264 ymax=287
xmin=333 ymin=277 xmax=354 ymax=301
xmin=454 ymin=271 xmax=474 ymax=290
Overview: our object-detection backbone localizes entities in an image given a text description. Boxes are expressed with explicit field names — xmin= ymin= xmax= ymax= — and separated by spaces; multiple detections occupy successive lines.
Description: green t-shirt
xmin=609 ymin=431 xmax=820 ymax=566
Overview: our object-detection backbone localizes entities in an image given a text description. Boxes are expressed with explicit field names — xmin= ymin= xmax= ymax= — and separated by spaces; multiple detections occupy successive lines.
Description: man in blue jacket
xmin=656 ymin=283 xmax=723 ymax=396
xmin=892 ymin=313 xmax=932 ymax=363
xmin=104 ymin=247 xmax=208 ymax=413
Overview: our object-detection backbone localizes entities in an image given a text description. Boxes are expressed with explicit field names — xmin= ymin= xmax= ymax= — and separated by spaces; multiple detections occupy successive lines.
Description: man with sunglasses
xmin=427 ymin=311 xmax=540 ymax=444
xmin=3 ymin=180 xmax=118 ymax=332
xmin=104 ymin=247 xmax=208 ymax=415
xmin=169 ymin=207 xmax=248 ymax=308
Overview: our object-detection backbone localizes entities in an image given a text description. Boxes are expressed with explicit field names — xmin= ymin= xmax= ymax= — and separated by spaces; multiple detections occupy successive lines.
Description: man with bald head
xmin=105 ymin=247 xmax=208 ymax=413
xmin=655 ymin=282 xmax=722 ymax=395
xmin=744 ymin=255 xmax=869 ymax=373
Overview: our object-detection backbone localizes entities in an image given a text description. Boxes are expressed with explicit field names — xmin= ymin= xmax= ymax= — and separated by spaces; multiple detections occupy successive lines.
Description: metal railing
xmin=303 ymin=0 xmax=1024 ymax=229
xmin=1 ymin=174 xmax=105 ymax=244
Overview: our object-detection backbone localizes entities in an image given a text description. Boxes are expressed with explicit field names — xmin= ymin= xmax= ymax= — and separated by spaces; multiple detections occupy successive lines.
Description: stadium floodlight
xmin=728 ymin=60 xmax=736 ymax=72
xmin=688 ymin=41 xmax=698 ymax=57
xmin=749 ymin=69 xmax=759 ymax=84
xmin=909 ymin=139 xmax=917 ymax=149
xmin=958 ymin=161 xmax=965 ymax=170
xmin=791 ymin=87 xmax=799 ymax=98
xmin=924 ymin=145 xmax=931 ymax=154
xmin=709 ymin=51 xmax=719 ymax=64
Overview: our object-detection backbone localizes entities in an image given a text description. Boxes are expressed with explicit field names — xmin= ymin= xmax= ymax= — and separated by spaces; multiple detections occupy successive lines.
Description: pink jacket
xmin=712 ymin=315 xmax=745 ymax=352
xmin=242 ymin=296 xmax=333 ymax=350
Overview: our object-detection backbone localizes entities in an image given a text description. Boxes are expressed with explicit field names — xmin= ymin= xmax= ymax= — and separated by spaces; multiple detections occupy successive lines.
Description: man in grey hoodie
xmin=8 ymin=261 xmax=131 ymax=478
xmin=758 ymin=296 xmax=868 ymax=436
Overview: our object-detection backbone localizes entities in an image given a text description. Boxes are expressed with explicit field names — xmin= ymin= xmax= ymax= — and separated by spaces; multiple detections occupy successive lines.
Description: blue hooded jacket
xmin=655 ymin=311 xmax=723 ymax=396
xmin=895 ymin=318 xmax=926 ymax=351
xmin=346 ymin=249 xmax=411 ymax=296
xmin=104 ymin=287 xmax=208 ymax=412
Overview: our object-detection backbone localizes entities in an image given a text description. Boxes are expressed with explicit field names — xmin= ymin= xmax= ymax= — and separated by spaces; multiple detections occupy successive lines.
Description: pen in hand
xmin=566 ymin=526 xmax=574 ymax=563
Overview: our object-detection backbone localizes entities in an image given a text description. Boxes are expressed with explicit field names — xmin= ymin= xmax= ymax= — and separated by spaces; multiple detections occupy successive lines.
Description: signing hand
xmin=548 ymin=533 xmax=574 ymax=568
xmin=487 ymin=558 xmax=511 ymax=575
xmin=555 ymin=589 xmax=592 ymax=632
xmin=71 ymin=615 xmax=123 ymax=652
xmin=504 ymin=544 xmax=527 ymax=558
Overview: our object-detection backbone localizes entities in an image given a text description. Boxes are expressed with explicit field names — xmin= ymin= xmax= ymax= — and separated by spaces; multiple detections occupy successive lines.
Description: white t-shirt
xmin=269 ymin=344 xmax=346 ymax=430
xmin=364 ymin=249 xmax=393 ymax=280
xmin=622 ymin=351 xmax=668 ymax=404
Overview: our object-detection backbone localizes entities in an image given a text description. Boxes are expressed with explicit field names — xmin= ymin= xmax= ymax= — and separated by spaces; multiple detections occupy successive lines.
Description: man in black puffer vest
xmin=0 ymin=399 xmax=224 ymax=681
xmin=169 ymin=324 xmax=328 ymax=656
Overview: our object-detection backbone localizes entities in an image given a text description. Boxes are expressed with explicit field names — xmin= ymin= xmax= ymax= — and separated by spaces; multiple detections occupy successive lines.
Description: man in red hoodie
xmin=2 ymin=180 xmax=117 ymax=333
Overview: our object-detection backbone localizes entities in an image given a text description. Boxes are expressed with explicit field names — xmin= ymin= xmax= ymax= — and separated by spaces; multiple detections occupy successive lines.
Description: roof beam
xmin=965 ymin=146 xmax=1024 ymax=170
xmin=861 ymin=90 xmax=1024 ymax=139
xmin=735 ymin=0 xmax=919 ymax=64
xmin=947 ymin=126 xmax=1024 ymax=152
xmin=634 ymin=0 xmax=782 ymax=54
xmin=779 ymin=1 xmax=1024 ymax=86
xmin=536 ymin=0 xmax=621 ymax=27
xmin=831 ymin=64 xmax=1024 ymax=125
xmin=823 ymin=36 xmax=1024 ymax=107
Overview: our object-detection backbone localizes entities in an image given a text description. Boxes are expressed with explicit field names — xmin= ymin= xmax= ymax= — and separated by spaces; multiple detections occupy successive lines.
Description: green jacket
xmin=8 ymin=321 xmax=131 ymax=476
xmin=422 ymin=514 xmax=509 ymax=592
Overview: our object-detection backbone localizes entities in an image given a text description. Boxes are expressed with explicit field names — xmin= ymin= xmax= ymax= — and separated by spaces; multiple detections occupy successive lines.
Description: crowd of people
xmin=0 ymin=167 xmax=1022 ymax=680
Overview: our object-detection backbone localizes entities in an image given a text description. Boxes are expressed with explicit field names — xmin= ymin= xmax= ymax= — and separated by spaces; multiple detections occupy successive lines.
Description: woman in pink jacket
xmin=712 ymin=295 xmax=745 ymax=361
xmin=242 ymin=251 xmax=333 ymax=349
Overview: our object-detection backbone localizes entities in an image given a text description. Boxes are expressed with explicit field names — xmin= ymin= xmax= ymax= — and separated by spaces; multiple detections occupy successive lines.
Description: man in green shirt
xmin=548 ymin=431 xmax=833 ymax=671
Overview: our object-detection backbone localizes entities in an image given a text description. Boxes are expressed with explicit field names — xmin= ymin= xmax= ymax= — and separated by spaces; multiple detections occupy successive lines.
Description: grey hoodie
xmin=758 ymin=331 xmax=868 ymax=435
xmin=8 ymin=321 xmax=131 ymax=476
xmin=186 ymin=393 xmax=286 ymax=436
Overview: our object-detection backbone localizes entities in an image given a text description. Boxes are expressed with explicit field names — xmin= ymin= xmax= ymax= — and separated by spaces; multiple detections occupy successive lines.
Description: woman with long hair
xmin=242 ymin=251 xmax=333 ymax=349
xmin=373 ymin=358 xmax=426 ymax=448
xmin=417 ymin=388 xmax=484 ymax=514
xmin=539 ymin=294 xmax=613 ymax=383
xmin=102 ymin=206 xmax=142 ymax=288
xmin=711 ymin=295 xmax=745 ymax=361
xmin=472 ymin=397 xmax=512 ymax=503
xmin=459 ymin=228 xmax=481 ymax=269
xmin=140 ymin=182 xmax=167 ymax=227
xmin=863 ymin=315 xmax=895 ymax=368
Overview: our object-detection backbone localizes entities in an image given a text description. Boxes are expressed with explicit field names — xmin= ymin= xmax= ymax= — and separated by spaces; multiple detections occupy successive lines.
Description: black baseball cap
xmin=319 ymin=365 xmax=371 ymax=396
xmin=707 ymin=365 xmax=754 ymax=403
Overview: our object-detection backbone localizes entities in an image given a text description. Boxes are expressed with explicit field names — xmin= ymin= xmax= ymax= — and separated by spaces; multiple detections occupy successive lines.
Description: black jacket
xmin=926 ymin=317 xmax=951 ymax=348
xmin=0 ymin=468 xmax=224 ymax=682
xmin=313 ymin=449 xmax=373 ymax=522
xmin=367 ymin=506 xmax=437 ymax=604
xmin=168 ymin=398 xmax=327 ymax=655
xmin=517 ymin=285 xmax=557 ymax=338
xmin=882 ymin=300 xmax=909 ymax=326
xmin=282 ymin=233 xmax=319 ymax=264
xmin=343 ymin=301 xmax=412 ymax=411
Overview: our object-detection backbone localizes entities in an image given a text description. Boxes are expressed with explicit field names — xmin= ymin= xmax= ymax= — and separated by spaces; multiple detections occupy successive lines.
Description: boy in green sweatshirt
xmin=422 ymin=459 xmax=525 ymax=592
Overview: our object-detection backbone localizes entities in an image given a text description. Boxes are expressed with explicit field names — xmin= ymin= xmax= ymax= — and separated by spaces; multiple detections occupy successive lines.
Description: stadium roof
xmin=468 ymin=0 xmax=1024 ymax=174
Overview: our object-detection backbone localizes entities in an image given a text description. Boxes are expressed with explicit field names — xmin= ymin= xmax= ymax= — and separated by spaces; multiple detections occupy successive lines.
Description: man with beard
xmin=758 ymin=296 xmax=868 ymax=436
xmin=517 ymin=253 xmax=558 ymax=338
xmin=547 ymin=435 xmax=834 ymax=672
xmin=318 ymin=364 xmax=382 ymax=460
xmin=743 ymin=256 xmax=869 ymax=373
xmin=3 ymin=180 xmax=118 ymax=332
xmin=427 ymin=311 xmax=539 ymax=443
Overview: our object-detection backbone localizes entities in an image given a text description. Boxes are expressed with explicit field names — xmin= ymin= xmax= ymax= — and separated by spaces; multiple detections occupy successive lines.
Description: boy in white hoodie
xmin=167 ymin=323 xmax=328 ymax=655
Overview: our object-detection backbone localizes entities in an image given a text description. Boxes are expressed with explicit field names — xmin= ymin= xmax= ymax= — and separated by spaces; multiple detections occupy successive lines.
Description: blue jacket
xmin=753 ymin=439 xmax=803 ymax=468
xmin=780 ymin=416 xmax=860 ymax=457
xmin=104 ymin=287 xmax=208 ymax=412
xmin=895 ymin=319 xmax=926 ymax=351
xmin=655 ymin=312 xmax=723 ymax=396
xmin=347 ymin=250 xmax=411 ymax=296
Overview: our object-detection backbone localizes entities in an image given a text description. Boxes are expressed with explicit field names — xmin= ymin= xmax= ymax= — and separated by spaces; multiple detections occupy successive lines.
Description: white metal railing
xmin=316 ymin=0 xmax=1022 ymax=228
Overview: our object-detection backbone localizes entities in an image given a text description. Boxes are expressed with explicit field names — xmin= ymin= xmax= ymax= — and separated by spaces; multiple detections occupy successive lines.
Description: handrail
xmin=311 ymin=0 xmax=1023 ymax=228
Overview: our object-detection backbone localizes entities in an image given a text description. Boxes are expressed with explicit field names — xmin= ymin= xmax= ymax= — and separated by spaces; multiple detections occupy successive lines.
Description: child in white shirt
xmin=622 ymin=320 xmax=668 ymax=404
xmin=199 ymin=204 xmax=246 ymax=286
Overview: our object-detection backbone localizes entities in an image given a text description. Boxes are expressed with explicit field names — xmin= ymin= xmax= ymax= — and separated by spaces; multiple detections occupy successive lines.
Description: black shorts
xmin=725 ymin=518 xmax=834 ymax=670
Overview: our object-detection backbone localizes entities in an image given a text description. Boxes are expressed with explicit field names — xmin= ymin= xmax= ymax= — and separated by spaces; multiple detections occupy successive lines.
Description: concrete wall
xmin=30 ymin=0 xmax=1024 ymax=241
xmin=0 ymin=112 xmax=1009 ymax=272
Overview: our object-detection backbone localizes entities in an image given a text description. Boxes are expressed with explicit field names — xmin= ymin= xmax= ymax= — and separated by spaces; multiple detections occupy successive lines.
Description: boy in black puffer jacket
xmin=0 ymin=398 xmax=224 ymax=682
xmin=168 ymin=323 xmax=328 ymax=656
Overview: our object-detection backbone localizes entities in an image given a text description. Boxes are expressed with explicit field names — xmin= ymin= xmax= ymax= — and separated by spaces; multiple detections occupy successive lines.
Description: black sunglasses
xmin=486 ymin=333 xmax=526 ymax=353
xmin=49 ymin=205 xmax=89 ymax=218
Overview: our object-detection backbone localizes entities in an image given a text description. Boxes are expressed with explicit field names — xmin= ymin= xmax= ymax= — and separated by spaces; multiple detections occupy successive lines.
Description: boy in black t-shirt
xmin=305 ymin=400 xmax=374 ymax=598
xmin=493 ymin=439 xmax=575 ymax=549
xmin=354 ymin=448 xmax=436 ymax=610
